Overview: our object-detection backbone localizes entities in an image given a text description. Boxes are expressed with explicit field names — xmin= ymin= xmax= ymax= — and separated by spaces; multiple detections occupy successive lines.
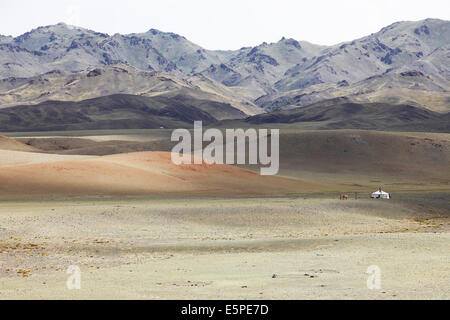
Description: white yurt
xmin=371 ymin=189 xmax=390 ymax=199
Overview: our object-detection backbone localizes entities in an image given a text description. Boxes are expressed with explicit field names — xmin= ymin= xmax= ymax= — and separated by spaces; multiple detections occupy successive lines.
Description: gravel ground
xmin=0 ymin=195 xmax=448 ymax=299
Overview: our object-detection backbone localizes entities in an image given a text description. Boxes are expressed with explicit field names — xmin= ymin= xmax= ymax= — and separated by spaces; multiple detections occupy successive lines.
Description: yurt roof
xmin=372 ymin=190 xmax=389 ymax=194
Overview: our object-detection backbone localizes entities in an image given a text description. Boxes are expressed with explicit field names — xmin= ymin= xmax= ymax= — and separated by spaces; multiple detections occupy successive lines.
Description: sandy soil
xmin=0 ymin=151 xmax=325 ymax=198
xmin=0 ymin=150 xmax=94 ymax=166
xmin=0 ymin=136 xmax=41 ymax=152
xmin=0 ymin=196 xmax=448 ymax=300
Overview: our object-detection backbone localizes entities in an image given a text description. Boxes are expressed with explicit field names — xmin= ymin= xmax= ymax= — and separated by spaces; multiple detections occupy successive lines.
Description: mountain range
xmin=0 ymin=64 xmax=261 ymax=115
xmin=0 ymin=18 xmax=449 ymax=132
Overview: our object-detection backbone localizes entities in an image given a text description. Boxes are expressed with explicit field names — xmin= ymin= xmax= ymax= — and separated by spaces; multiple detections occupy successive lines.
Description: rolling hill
xmin=265 ymin=130 xmax=450 ymax=187
xmin=7 ymin=130 xmax=449 ymax=190
xmin=0 ymin=93 xmax=247 ymax=132
xmin=0 ymin=151 xmax=321 ymax=197
xmin=241 ymin=98 xmax=450 ymax=132
xmin=0 ymin=135 xmax=41 ymax=152
xmin=2 ymin=94 xmax=448 ymax=133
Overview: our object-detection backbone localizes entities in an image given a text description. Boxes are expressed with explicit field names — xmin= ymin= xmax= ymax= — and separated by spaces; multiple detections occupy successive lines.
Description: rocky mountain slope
xmin=256 ymin=70 xmax=450 ymax=112
xmin=273 ymin=19 xmax=450 ymax=92
xmin=0 ymin=64 xmax=262 ymax=115
xmin=0 ymin=19 xmax=448 ymax=105
xmin=0 ymin=23 xmax=224 ymax=78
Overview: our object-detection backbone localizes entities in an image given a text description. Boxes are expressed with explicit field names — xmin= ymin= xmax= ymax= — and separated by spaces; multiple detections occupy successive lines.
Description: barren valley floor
xmin=0 ymin=195 xmax=448 ymax=299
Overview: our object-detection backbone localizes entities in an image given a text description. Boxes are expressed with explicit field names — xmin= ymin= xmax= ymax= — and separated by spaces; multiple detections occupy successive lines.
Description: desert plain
xmin=0 ymin=129 xmax=448 ymax=299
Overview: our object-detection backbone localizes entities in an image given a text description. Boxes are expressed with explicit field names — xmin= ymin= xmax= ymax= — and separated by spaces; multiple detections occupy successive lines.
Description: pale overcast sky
xmin=0 ymin=0 xmax=449 ymax=50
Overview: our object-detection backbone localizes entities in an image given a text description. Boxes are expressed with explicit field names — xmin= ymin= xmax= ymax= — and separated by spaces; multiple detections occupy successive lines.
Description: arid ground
xmin=0 ymin=130 xmax=448 ymax=299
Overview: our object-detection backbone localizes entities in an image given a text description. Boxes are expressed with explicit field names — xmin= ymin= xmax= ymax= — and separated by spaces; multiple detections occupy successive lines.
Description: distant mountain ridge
xmin=0 ymin=19 xmax=448 ymax=105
